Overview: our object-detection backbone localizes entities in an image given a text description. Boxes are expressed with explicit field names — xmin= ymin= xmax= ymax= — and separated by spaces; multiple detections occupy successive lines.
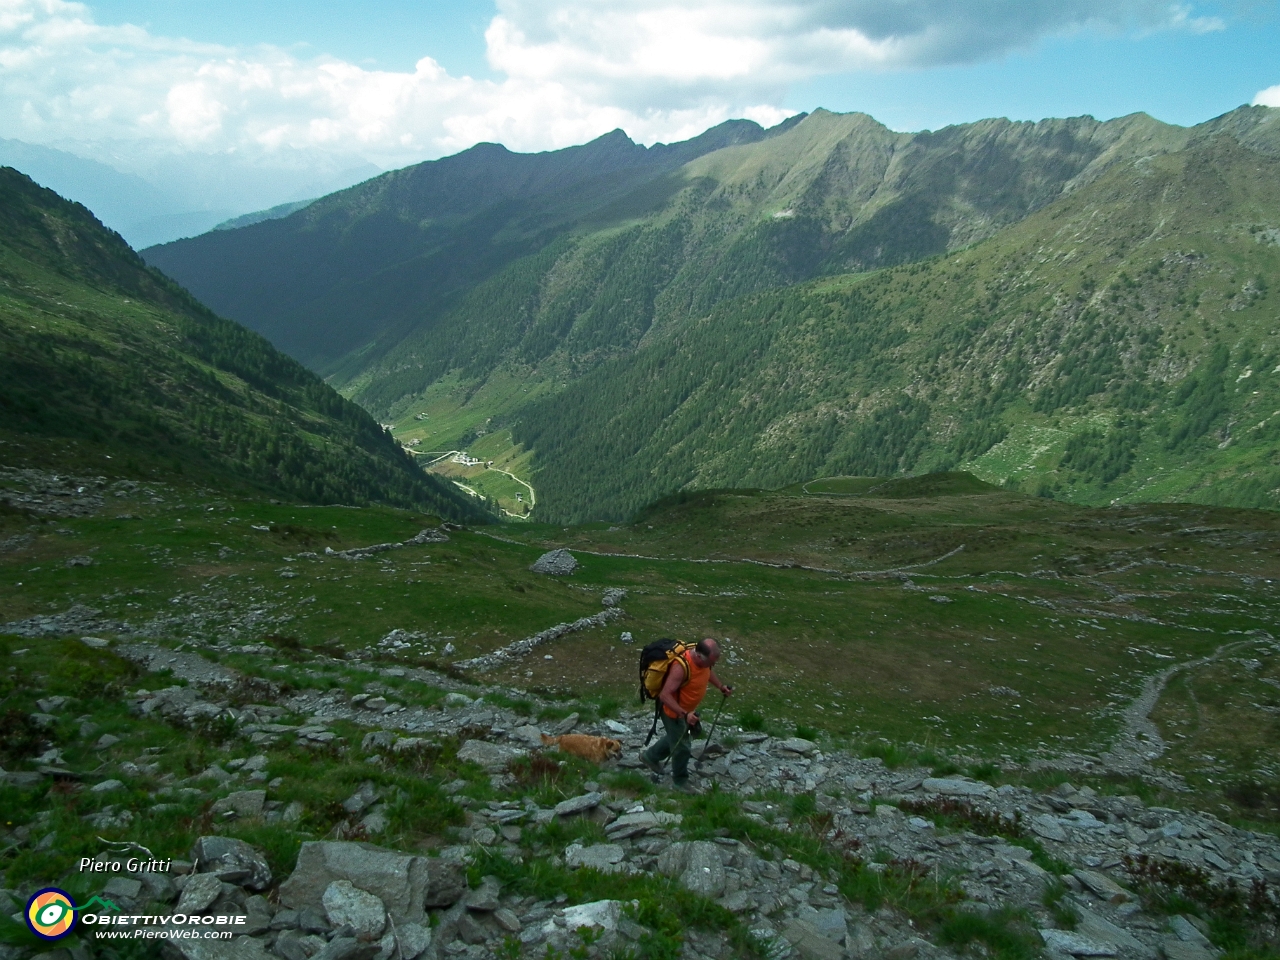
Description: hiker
xmin=642 ymin=638 xmax=732 ymax=793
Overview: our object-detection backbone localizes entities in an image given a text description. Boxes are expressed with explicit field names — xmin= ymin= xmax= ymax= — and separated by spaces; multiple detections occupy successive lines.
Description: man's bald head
xmin=694 ymin=638 xmax=720 ymax=664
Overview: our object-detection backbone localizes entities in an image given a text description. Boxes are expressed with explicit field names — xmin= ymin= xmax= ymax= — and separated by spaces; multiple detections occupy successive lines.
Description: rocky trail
xmin=5 ymin=624 xmax=1279 ymax=960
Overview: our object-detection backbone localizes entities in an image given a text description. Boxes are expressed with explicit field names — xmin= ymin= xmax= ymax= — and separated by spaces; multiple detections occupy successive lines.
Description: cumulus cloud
xmin=1256 ymin=85 xmax=1280 ymax=108
xmin=0 ymin=0 xmax=1240 ymax=173
xmin=488 ymin=0 xmax=1232 ymax=106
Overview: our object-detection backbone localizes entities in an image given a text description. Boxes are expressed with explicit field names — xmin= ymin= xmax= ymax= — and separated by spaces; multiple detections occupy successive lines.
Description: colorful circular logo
xmin=26 ymin=888 xmax=77 ymax=940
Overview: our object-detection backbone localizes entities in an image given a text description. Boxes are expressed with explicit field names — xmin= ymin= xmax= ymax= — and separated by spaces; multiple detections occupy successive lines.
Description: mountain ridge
xmin=0 ymin=166 xmax=488 ymax=520
xmin=142 ymin=105 xmax=1280 ymax=521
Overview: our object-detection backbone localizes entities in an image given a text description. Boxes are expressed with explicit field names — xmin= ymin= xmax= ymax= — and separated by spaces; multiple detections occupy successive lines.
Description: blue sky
xmin=78 ymin=0 xmax=1279 ymax=137
xmin=0 ymin=0 xmax=1276 ymax=215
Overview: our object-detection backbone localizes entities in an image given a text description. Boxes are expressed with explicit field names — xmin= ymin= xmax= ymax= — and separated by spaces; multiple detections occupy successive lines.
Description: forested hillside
xmin=145 ymin=109 xmax=1189 ymax=404
xmin=143 ymin=119 xmax=787 ymax=377
xmin=0 ymin=167 xmax=489 ymax=520
xmin=513 ymin=128 xmax=1280 ymax=520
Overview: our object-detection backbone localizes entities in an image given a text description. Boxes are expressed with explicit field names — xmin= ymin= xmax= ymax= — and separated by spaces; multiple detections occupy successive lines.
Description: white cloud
xmin=487 ymin=0 xmax=1234 ymax=106
xmin=0 ymin=0 xmax=1241 ymax=176
xmin=1255 ymin=85 xmax=1280 ymax=108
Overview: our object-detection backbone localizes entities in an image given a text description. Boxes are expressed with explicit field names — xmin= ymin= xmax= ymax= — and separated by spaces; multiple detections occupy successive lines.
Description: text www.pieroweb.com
xmin=83 ymin=914 xmax=247 ymax=940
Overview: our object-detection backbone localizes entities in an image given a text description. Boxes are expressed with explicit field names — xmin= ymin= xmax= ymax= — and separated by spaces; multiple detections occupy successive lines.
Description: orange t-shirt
xmin=663 ymin=649 xmax=710 ymax=719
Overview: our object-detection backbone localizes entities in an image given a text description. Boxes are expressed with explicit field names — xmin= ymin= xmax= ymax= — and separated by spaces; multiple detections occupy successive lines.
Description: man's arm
xmin=708 ymin=669 xmax=732 ymax=696
xmin=658 ymin=659 xmax=688 ymax=720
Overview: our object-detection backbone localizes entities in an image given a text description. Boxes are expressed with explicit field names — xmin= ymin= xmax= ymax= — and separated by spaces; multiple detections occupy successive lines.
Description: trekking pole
xmin=696 ymin=691 xmax=729 ymax=765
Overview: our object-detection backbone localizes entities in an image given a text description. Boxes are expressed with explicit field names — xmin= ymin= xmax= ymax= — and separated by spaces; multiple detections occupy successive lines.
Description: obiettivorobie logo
xmin=25 ymin=888 xmax=119 ymax=941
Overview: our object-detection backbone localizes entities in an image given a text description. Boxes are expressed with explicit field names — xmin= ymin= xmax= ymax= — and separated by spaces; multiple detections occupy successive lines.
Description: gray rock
xmin=565 ymin=844 xmax=627 ymax=873
xmin=456 ymin=739 xmax=521 ymax=771
xmin=457 ymin=913 xmax=487 ymax=944
xmin=782 ymin=917 xmax=844 ymax=960
xmin=362 ymin=731 xmax=396 ymax=752
xmin=311 ymin=937 xmax=379 ymax=960
xmin=1169 ymin=916 xmax=1214 ymax=948
xmin=243 ymin=894 xmax=273 ymax=935
xmin=389 ymin=922 xmax=432 ymax=959
xmin=91 ymin=779 xmax=124 ymax=793
xmin=191 ymin=836 xmax=273 ymax=890
xmin=493 ymin=908 xmax=522 ymax=933
xmin=141 ymin=871 xmax=177 ymax=903
xmin=1040 ymin=930 xmax=1118 ymax=956
xmin=299 ymin=906 xmax=332 ymax=934
xmin=778 ymin=738 xmax=817 ymax=755
xmin=549 ymin=712 xmax=580 ymax=735
xmin=211 ymin=790 xmax=267 ymax=819
xmin=561 ymin=899 xmax=621 ymax=932
xmin=1145 ymin=821 xmax=1185 ymax=843
xmin=159 ymin=934 xmax=275 ymax=960
xmin=1030 ymin=814 xmax=1069 ymax=842
xmin=103 ymin=877 xmax=142 ymax=899
xmin=922 ymin=777 xmax=996 ymax=798
xmin=799 ymin=906 xmax=848 ymax=943
xmin=510 ymin=724 xmax=545 ymax=746
xmin=464 ymin=876 xmax=502 ymax=912
xmin=1074 ymin=869 xmax=1133 ymax=904
xmin=174 ymin=872 xmax=223 ymax=914
xmin=554 ymin=792 xmax=603 ymax=817
xmin=322 ymin=880 xmax=386 ymax=940
xmin=94 ymin=734 xmax=121 ymax=750
xmin=530 ymin=549 xmax=577 ymax=575
xmin=360 ymin=809 xmax=389 ymax=836
xmin=1162 ymin=942 xmax=1218 ymax=960
xmin=605 ymin=810 xmax=660 ymax=839
xmin=274 ymin=930 xmax=327 ymax=960
xmin=885 ymin=940 xmax=930 ymax=960
xmin=657 ymin=841 xmax=725 ymax=898
xmin=279 ymin=841 xmax=466 ymax=924
xmin=1076 ymin=907 xmax=1155 ymax=958
xmin=342 ymin=782 xmax=380 ymax=815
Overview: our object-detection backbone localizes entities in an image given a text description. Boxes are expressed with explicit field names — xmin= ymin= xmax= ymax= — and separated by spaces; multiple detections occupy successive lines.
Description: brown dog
xmin=540 ymin=733 xmax=622 ymax=763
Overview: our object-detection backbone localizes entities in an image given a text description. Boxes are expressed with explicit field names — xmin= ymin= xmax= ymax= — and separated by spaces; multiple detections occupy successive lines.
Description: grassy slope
xmin=512 ymin=127 xmax=1280 ymax=521
xmin=142 ymin=122 xmax=777 ymax=377
xmin=0 ymin=167 xmax=488 ymax=522
xmin=2 ymin=472 xmax=1278 ymax=830
xmin=346 ymin=110 xmax=1190 ymax=421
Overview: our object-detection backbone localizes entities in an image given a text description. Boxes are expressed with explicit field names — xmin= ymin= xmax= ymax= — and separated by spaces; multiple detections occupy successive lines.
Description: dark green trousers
xmin=643 ymin=711 xmax=693 ymax=783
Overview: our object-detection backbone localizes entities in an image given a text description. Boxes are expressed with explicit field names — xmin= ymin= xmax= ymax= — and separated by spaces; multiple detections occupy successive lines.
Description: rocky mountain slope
xmin=3 ymin=619 xmax=1277 ymax=960
xmin=0 ymin=167 xmax=486 ymax=520
xmin=2 ymin=466 xmax=1279 ymax=958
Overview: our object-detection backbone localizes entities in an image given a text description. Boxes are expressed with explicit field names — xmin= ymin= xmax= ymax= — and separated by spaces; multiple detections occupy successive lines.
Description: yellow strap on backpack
xmin=641 ymin=641 xmax=692 ymax=699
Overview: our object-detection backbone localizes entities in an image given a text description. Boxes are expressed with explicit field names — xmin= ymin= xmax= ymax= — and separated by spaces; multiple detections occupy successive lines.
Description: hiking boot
xmin=640 ymin=753 xmax=663 ymax=778
xmin=672 ymin=780 xmax=700 ymax=795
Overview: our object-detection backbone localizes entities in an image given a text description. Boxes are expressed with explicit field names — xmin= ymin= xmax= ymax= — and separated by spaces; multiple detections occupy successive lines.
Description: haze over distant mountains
xmin=143 ymin=106 xmax=1280 ymax=521
xmin=0 ymin=139 xmax=378 ymax=248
